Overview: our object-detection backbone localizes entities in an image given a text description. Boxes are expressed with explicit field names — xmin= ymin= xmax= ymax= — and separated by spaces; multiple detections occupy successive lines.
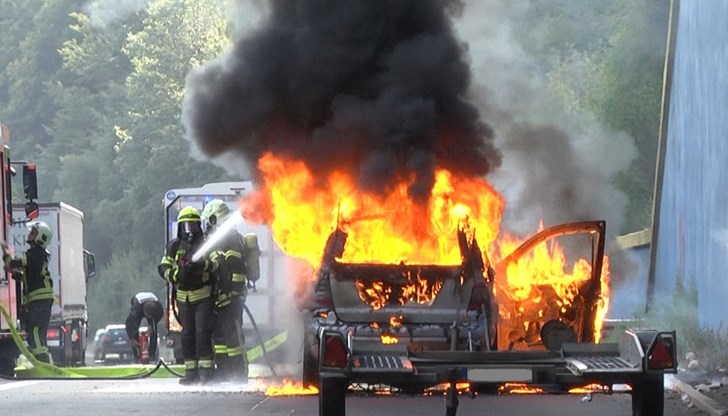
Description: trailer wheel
xmin=631 ymin=376 xmax=664 ymax=416
xmin=319 ymin=373 xmax=347 ymax=416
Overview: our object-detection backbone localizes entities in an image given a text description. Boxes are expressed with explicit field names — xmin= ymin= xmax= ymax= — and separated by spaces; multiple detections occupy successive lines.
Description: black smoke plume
xmin=182 ymin=0 xmax=501 ymax=201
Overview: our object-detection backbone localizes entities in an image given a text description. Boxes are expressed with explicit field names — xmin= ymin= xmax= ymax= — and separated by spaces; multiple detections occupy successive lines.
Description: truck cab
xmin=0 ymin=123 xmax=48 ymax=375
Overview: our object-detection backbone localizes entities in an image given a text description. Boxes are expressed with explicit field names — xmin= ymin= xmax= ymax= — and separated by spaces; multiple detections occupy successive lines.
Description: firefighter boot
xmin=179 ymin=368 xmax=198 ymax=385
xmin=215 ymin=355 xmax=230 ymax=381
xmin=198 ymin=367 xmax=215 ymax=384
xmin=231 ymin=354 xmax=249 ymax=383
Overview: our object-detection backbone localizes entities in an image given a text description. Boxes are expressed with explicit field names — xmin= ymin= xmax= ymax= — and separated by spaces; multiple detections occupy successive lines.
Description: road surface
xmin=0 ymin=377 xmax=702 ymax=416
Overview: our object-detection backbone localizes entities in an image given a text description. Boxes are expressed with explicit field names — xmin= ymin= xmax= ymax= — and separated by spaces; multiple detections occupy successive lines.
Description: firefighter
xmin=158 ymin=206 xmax=218 ymax=384
xmin=124 ymin=292 xmax=164 ymax=363
xmin=201 ymin=199 xmax=260 ymax=382
xmin=1 ymin=221 xmax=54 ymax=364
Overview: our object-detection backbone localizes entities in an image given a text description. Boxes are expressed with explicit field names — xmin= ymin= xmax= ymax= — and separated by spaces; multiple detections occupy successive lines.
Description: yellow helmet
xmin=177 ymin=206 xmax=201 ymax=223
xmin=177 ymin=206 xmax=201 ymax=241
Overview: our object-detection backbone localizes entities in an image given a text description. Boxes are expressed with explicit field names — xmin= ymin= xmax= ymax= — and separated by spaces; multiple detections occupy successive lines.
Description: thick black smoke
xmin=182 ymin=0 xmax=501 ymax=200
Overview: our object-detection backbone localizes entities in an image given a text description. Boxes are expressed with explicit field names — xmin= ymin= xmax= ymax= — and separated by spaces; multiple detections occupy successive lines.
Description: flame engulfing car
xmin=301 ymin=221 xmax=677 ymax=416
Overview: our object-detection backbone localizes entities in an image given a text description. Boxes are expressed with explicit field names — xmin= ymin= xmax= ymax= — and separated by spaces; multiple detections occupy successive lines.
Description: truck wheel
xmin=0 ymin=356 xmax=15 ymax=377
xmin=631 ymin=376 xmax=664 ymax=416
xmin=319 ymin=373 xmax=347 ymax=416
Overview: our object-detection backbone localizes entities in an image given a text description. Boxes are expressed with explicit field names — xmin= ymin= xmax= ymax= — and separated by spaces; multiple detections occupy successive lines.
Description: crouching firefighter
xmin=158 ymin=206 xmax=218 ymax=384
xmin=202 ymin=199 xmax=260 ymax=382
xmin=125 ymin=292 xmax=164 ymax=363
xmin=2 ymin=221 xmax=55 ymax=364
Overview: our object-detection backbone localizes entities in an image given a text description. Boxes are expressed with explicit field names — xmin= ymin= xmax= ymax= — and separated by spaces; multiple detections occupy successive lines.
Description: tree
xmin=47 ymin=11 xmax=135 ymax=262
xmin=0 ymin=0 xmax=86 ymax=161
xmin=540 ymin=0 xmax=670 ymax=232
xmin=110 ymin=0 xmax=232 ymax=257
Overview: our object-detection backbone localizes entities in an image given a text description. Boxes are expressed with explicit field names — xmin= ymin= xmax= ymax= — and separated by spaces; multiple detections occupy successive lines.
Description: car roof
xmin=104 ymin=324 xmax=126 ymax=330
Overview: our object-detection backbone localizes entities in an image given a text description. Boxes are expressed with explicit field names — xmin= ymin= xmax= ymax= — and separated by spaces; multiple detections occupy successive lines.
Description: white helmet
xmin=27 ymin=221 xmax=53 ymax=248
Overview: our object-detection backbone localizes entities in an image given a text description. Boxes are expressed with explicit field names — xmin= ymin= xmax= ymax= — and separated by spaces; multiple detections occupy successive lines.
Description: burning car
xmin=301 ymin=220 xmax=677 ymax=416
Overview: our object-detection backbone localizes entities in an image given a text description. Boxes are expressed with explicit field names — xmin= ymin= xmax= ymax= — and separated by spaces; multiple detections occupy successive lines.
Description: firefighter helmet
xmin=201 ymin=199 xmax=230 ymax=227
xmin=27 ymin=221 xmax=53 ymax=249
xmin=177 ymin=206 xmax=202 ymax=241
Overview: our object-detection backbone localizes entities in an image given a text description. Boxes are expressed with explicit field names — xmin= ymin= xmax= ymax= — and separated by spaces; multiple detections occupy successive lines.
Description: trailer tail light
xmin=322 ymin=333 xmax=348 ymax=369
xmin=647 ymin=333 xmax=676 ymax=371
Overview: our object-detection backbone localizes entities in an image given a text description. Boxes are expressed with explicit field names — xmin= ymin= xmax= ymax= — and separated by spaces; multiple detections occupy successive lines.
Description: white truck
xmin=10 ymin=202 xmax=96 ymax=366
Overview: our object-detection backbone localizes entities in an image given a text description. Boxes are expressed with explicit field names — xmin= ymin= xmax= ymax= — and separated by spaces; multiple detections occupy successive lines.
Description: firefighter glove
xmin=183 ymin=259 xmax=205 ymax=275
xmin=218 ymin=276 xmax=232 ymax=295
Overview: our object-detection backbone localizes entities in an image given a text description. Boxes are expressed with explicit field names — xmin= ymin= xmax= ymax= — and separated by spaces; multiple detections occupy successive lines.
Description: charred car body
xmin=301 ymin=220 xmax=676 ymax=416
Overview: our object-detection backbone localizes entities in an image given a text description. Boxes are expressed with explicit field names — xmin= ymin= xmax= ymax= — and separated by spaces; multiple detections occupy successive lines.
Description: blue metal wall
xmin=653 ymin=0 xmax=728 ymax=327
xmin=610 ymin=245 xmax=650 ymax=319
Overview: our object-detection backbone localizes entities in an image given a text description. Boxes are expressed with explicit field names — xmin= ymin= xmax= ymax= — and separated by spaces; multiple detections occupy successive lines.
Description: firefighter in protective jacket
xmin=202 ymin=199 xmax=260 ymax=382
xmin=2 ymin=221 xmax=55 ymax=364
xmin=158 ymin=206 xmax=218 ymax=384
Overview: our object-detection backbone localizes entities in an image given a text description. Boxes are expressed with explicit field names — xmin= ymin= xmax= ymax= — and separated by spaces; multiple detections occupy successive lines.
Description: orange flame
xmin=568 ymin=383 xmax=609 ymax=394
xmin=381 ymin=334 xmax=399 ymax=344
xmin=264 ymin=378 xmax=319 ymax=396
xmin=500 ymin=383 xmax=544 ymax=394
xmin=243 ymin=152 xmax=610 ymax=342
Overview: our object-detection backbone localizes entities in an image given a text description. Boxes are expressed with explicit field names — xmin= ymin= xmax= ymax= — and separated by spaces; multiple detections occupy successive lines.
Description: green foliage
xmin=87 ymin=248 xmax=165 ymax=334
xmin=0 ymin=0 xmax=87 ymax=158
xmin=537 ymin=0 xmax=670 ymax=233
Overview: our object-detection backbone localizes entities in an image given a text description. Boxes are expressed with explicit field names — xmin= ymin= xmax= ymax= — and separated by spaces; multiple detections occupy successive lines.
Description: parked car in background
xmin=92 ymin=328 xmax=106 ymax=361
xmin=98 ymin=324 xmax=133 ymax=363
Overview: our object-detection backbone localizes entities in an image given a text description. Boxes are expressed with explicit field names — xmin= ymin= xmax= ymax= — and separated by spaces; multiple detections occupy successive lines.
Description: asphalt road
xmin=0 ymin=377 xmax=703 ymax=416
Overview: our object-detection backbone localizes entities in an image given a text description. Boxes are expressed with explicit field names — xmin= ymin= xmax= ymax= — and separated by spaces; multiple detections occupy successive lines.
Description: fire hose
xmin=0 ymin=302 xmax=184 ymax=380
xmin=0 ymin=290 xmax=278 ymax=380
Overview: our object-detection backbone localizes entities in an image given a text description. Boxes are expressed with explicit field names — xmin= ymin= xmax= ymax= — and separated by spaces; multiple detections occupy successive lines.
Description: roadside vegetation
xmin=642 ymin=277 xmax=728 ymax=371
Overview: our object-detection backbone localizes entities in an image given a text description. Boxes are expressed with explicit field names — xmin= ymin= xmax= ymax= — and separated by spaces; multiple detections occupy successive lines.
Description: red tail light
xmin=647 ymin=335 xmax=675 ymax=370
xmin=323 ymin=334 xmax=348 ymax=368
xmin=71 ymin=329 xmax=79 ymax=342
xmin=47 ymin=329 xmax=58 ymax=339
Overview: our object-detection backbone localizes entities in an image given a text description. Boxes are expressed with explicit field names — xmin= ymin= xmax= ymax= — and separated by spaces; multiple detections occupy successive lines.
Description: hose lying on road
xmin=0 ymin=303 xmax=183 ymax=380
